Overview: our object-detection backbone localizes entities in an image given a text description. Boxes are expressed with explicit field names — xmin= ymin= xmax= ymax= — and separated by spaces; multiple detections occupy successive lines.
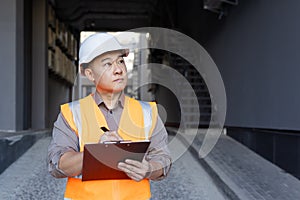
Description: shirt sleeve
xmin=146 ymin=115 xmax=172 ymax=181
xmin=47 ymin=113 xmax=79 ymax=178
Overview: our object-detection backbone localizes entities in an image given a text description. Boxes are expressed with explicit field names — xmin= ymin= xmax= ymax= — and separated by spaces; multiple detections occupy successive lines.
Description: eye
xmin=117 ymin=59 xmax=125 ymax=65
xmin=103 ymin=62 xmax=112 ymax=68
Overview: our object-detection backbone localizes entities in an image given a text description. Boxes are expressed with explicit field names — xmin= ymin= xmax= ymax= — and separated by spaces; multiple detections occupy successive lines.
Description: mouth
xmin=113 ymin=78 xmax=124 ymax=82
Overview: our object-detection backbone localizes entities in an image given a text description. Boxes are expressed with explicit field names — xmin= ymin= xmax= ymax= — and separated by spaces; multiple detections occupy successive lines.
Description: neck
xmin=98 ymin=91 xmax=122 ymax=110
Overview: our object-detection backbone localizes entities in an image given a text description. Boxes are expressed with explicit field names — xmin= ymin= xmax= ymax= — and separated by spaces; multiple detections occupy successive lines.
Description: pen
xmin=100 ymin=126 xmax=110 ymax=132
xmin=100 ymin=127 xmax=131 ymax=143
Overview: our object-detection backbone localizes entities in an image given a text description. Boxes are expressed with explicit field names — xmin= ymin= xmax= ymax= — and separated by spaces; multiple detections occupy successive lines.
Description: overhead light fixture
xmin=203 ymin=0 xmax=238 ymax=19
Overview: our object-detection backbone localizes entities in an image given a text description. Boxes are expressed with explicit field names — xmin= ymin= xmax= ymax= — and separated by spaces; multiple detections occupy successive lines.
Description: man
xmin=47 ymin=33 xmax=171 ymax=200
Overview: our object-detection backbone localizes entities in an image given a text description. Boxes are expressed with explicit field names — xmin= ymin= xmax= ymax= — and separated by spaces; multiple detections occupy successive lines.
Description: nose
xmin=113 ymin=61 xmax=124 ymax=75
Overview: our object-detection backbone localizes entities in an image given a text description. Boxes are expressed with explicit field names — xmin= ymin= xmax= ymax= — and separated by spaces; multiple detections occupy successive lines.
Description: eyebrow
xmin=101 ymin=54 xmax=123 ymax=63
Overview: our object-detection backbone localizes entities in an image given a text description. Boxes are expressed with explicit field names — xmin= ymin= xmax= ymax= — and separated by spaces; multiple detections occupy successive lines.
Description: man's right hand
xmin=99 ymin=131 xmax=122 ymax=143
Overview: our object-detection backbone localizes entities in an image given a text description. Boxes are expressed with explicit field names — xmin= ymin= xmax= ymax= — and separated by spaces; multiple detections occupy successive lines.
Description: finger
xmin=124 ymin=159 xmax=144 ymax=167
xmin=99 ymin=135 xmax=108 ymax=143
xmin=118 ymin=162 xmax=140 ymax=174
xmin=118 ymin=163 xmax=144 ymax=181
xmin=127 ymin=173 xmax=144 ymax=182
xmin=111 ymin=131 xmax=123 ymax=140
xmin=100 ymin=131 xmax=122 ymax=143
xmin=118 ymin=162 xmax=147 ymax=177
xmin=125 ymin=159 xmax=150 ymax=173
xmin=107 ymin=135 xmax=120 ymax=141
xmin=106 ymin=131 xmax=123 ymax=140
xmin=118 ymin=162 xmax=136 ymax=172
xmin=124 ymin=160 xmax=152 ymax=178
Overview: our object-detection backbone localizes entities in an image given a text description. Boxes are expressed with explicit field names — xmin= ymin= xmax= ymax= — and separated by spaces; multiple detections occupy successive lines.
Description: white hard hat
xmin=79 ymin=33 xmax=129 ymax=67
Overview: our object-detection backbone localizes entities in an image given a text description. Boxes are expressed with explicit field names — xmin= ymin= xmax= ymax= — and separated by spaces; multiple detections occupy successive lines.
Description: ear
xmin=84 ymin=68 xmax=95 ymax=82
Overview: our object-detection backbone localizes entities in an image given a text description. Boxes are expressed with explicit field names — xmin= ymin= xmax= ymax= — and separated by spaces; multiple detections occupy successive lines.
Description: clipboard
xmin=82 ymin=141 xmax=150 ymax=181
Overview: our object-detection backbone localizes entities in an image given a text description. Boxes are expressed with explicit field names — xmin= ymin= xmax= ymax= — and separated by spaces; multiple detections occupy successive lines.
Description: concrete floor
xmin=0 ymin=136 xmax=225 ymax=200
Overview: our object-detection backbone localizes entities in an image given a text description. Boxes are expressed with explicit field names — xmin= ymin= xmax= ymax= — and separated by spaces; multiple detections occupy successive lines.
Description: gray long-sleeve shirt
xmin=47 ymin=92 xmax=171 ymax=180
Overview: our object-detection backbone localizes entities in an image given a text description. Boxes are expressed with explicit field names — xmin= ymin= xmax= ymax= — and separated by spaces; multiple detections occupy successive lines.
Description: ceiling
xmin=53 ymin=0 xmax=161 ymax=33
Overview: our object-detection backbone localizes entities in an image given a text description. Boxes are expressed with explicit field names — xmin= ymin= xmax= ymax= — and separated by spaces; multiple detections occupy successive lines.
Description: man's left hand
xmin=117 ymin=159 xmax=151 ymax=182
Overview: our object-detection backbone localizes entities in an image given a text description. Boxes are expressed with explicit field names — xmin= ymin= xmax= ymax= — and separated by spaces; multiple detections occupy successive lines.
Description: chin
xmin=96 ymin=82 xmax=126 ymax=93
xmin=102 ymin=86 xmax=125 ymax=94
xmin=112 ymin=87 xmax=125 ymax=93
xmin=112 ymin=83 xmax=126 ymax=92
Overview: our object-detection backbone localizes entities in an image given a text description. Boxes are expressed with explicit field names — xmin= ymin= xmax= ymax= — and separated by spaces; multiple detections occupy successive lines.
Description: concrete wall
xmin=205 ymin=0 xmax=300 ymax=130
xmin=0 ymin=0 xmax=19 ymax=131
xmin=48 ymin=78 xmax=71 ymax=127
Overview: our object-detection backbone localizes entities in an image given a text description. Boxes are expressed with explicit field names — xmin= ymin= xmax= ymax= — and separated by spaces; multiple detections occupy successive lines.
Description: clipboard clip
xmin=103 ymin=140 xmax=132 ymax=144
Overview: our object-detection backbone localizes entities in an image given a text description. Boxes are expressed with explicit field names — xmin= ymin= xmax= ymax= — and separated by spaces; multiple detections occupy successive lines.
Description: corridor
xmin=1 ymin=128 xmax=300 ymax=200
xmin=0 ymin=134 xmax=225 ymax=200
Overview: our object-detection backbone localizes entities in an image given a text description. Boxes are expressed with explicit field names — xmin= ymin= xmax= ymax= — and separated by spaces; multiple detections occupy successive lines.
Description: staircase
xmin=148 ymin=50 xmax=213 ymax=129
xmin=169 ymin=53 xmax=212 ymax=128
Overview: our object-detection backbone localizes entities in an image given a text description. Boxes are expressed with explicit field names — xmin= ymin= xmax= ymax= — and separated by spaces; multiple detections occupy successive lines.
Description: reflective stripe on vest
xmin=69 ymin=101 xmax=82 ymax=149
xmin=60 ymin=94 xmax=157 ymax=200
xmin=139 ymin=101 xmax=152 ymax=140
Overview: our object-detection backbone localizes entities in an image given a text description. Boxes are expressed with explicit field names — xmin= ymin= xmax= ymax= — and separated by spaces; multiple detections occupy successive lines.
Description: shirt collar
xmin=93 ymin=91 xmax=125 ymax=108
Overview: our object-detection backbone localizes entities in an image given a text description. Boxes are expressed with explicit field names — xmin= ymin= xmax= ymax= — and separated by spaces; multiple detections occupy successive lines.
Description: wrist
xmin=146 ymin=162 xmax=153 ymax=179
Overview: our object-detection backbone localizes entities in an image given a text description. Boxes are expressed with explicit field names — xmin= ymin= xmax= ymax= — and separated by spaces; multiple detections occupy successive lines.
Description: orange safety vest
xmin=60 ymin=94 xmax=158 ymax=200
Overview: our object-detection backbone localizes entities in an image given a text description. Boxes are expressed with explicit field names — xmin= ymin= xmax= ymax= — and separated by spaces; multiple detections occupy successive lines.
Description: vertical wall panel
xmin=31 ymin=0 xmax=48 ymax=129
xmin=16 ymin=0 xmax=25 ymax=130
xmin=0 ymin=0 xmax=17 ymax=131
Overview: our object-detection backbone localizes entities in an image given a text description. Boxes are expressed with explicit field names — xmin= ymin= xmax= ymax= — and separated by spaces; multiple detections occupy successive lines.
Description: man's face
xmin=86 ymin=50 xmax=128 ymax=94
